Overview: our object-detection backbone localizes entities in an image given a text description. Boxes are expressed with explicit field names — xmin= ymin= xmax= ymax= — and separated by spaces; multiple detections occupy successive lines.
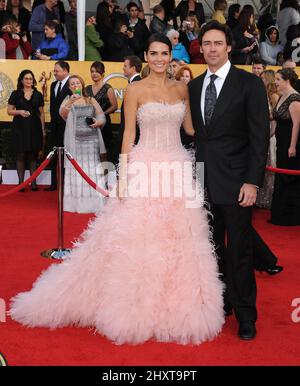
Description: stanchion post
xmin=57 ymin=146 xmax=64 ymax=250
xmin=41 ymin=147 xmax=71 ymax=260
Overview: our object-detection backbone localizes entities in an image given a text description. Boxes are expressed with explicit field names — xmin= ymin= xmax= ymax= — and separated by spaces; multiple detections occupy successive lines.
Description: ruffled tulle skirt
xmin=10 ymin=146 xmax=225 ymax=345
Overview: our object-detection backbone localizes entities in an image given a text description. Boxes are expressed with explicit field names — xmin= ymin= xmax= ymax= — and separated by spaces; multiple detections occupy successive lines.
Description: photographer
xmin=107 ymin=19 xmax=137 ymax=61
xmin=1 ymin=18 xmax=32 ymax=59
xmin=179 ymin=14 xmax=200 ymax=52
xmin=126 ymin=2 xmax=149 ymax=60
xmin=35 ymin=20 xmax=69 ymax=60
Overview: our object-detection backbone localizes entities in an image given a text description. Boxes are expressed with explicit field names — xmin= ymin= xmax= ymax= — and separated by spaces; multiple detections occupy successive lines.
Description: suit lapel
xmin=208 ymin=66 xmax=238 ymax=132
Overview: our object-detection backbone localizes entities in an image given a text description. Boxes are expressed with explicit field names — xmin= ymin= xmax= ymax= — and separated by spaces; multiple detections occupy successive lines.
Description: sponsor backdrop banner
xmin=0 ymin=60 xmax=299 ymax=124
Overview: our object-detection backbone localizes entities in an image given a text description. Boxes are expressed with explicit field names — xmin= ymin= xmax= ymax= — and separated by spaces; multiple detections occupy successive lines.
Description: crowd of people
xmin=0 ymin=0 xmax=299 ymax=64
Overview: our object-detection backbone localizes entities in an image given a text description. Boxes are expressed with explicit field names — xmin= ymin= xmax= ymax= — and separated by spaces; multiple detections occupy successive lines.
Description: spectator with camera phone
xmin=1 ymin=18 xmax=32 ymax=59
xmin=35 ymin=19 xmax=69 ymax=60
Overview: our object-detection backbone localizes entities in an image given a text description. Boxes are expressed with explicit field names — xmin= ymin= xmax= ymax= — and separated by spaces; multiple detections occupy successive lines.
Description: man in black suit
xmin=45 ymin=60 xmax=72 ymax=191
xmin=189 ymin=21 xmax=269 ymax=340
xmin=117 ymin=55 xmax=142 ymax=159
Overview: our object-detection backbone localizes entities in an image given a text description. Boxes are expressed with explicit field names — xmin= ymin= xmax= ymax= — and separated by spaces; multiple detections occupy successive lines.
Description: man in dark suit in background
xmin=117 ymin=55 xmax=142 ymax=159
xmin=189 ymin=21 xmax=269 ymax=340
xmin=45 ymin=60 xmax=71 ymax=191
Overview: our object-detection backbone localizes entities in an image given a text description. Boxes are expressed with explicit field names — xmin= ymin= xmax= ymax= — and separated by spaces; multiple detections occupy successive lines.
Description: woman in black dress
xmin=85 ymin=61 xmax=117 ymax=164
xmin=270 ymin=69 xmax=300 ymax=225
xmin=7 ymin=70 xmax=45 ymax=191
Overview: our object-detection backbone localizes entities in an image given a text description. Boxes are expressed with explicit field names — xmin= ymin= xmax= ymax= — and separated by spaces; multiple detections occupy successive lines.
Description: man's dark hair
xmin=214 ymin=0 xmax=227 ymax=11
xmin=252 ymin=55 xmax=266 ymax=67
xmin=45 ymin=20 xmax=59 ymax=33
xmin=198 ymin=20 xmax=233 ymax=46
xmin=124 ymin=55 xmax=143 ymax=73
xmin=153 ymin=4 xmax=164 ymax=14
xmin=228 ymin=3 xmax=240 ymax=19
xmin=127 ymin=2 xmax=140 ymax=12
xmin=55 ymin=60 xmax=70 ymax=73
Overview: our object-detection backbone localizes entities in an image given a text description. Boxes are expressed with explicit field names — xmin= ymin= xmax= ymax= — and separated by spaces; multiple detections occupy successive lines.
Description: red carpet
xmin=0 ymin=185 xmax=300 ymax=366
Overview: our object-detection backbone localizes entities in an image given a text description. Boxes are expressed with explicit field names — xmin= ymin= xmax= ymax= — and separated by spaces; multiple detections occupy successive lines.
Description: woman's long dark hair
xmin=90 ymin=61 xmax=105 ymax=75
xmin=96 ymin=2 xmax=112 ymax=29
xmin=237 ymin=7 xmax=255 ymax=33
xmin=17 ymin=70 xmax=37 ymax=90
xmin=6 ymin=0 xmax=23 ymax=12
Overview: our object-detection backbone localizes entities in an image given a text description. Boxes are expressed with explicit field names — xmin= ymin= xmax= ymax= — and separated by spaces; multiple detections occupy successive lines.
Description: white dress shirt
xmin=129 ymin=73 xmax=140 ymax=83
xmin=54 ymin=75 xmax=70 ymax=97
xmin=201 ymin=60 xmax=231 ymax=123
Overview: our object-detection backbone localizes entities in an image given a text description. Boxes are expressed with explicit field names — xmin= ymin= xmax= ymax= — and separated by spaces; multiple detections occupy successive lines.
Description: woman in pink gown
xmin=10 ymin=34 xmax=224 ymax=345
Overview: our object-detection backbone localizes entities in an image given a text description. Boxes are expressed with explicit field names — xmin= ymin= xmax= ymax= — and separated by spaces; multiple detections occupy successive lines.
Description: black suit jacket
xmin=188 ymin=65 xmax=269 ymax=205
xmin=118 ymin=75 xmax=142 ymax=153
xmin=50 ymin=79 xmax=72 ymax=131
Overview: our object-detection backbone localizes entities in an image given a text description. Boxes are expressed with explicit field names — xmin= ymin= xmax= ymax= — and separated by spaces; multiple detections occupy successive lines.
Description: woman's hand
xmin=242 ymin=43 xmax=256 ymax=53
xmin=39 ymin=54 xmax=51 ymax=60
xmin=117 ymin=179 xmax=127 ymax=200
xmin=89 ymin=118 xmax=99 ymax=128
xmin=288 ymin=146 xmax=296 ymax=157
xmin=11 ymin=33 xmax=20 ymax=40
xmin=89 ymin=117 xmax=105 ymax=128
xmin=67 ymin=93 xmax=81 ymax=107
xmin=19 ymin=110 xmax=30 ymax=118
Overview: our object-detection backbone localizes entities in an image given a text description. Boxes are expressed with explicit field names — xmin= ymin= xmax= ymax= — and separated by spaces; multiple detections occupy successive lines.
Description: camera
xmin=182 ymin=20 xmax=191 ymax=28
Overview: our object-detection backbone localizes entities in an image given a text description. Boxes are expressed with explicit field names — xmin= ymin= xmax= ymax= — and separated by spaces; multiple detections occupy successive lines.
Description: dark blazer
xmin=50 ymin=79 xmax=72 ymax=129
xmin=188 ymin=65 xmax=269 ymax=205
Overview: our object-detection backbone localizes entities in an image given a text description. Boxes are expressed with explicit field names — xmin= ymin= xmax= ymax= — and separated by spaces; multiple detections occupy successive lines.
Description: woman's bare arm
xmin=288 ymin=101 xmax=300 ymax=157
xmin=180 ymin=83 xmax=195 ymax=136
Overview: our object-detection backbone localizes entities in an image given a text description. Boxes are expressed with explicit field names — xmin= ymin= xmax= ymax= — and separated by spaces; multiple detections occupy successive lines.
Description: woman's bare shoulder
xmin=170 ymin=79 xmax=188 ymax=98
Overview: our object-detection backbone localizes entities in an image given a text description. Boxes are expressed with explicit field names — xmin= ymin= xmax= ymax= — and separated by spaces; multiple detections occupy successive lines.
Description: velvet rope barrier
xmin=0 ymin=151 xmax=55 ymax=198
xmin=266 ymin=166 xmax=300 ymax=176
xmin=65 ymin=151 xmax=109 ymax=197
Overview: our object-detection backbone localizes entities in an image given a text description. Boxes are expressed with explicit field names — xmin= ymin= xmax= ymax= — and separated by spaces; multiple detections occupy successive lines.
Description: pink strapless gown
xmin=10 ymin=102 xmax=224 ymax=345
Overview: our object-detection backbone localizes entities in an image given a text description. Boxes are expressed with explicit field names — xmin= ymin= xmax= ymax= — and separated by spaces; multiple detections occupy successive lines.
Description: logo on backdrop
xmin=0 ymin=352 xmax=8 ymax=366
xmin=291 ymin=38 xmax=300 ymax=63
xmin=291 ymin=298 xmax=300 ymax=323
xmin=0 ymin=72 xmax=14 ymax=108
xmin=103 ymin=73 xmax=128 ymax=112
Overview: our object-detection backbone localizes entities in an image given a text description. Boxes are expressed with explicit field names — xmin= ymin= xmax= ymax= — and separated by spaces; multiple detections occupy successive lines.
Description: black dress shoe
xmin=238 ymin=321 xmax=257 ymax=340
xmin=224 ymin=304 xmax=233 ymax=317
xmin=31 ymin=183 xmax=38 ymax=191
xmin=44 ymin=186 xmax=57 ymax=191
xmin=259 ymin=265 xmax=283 ymax=276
